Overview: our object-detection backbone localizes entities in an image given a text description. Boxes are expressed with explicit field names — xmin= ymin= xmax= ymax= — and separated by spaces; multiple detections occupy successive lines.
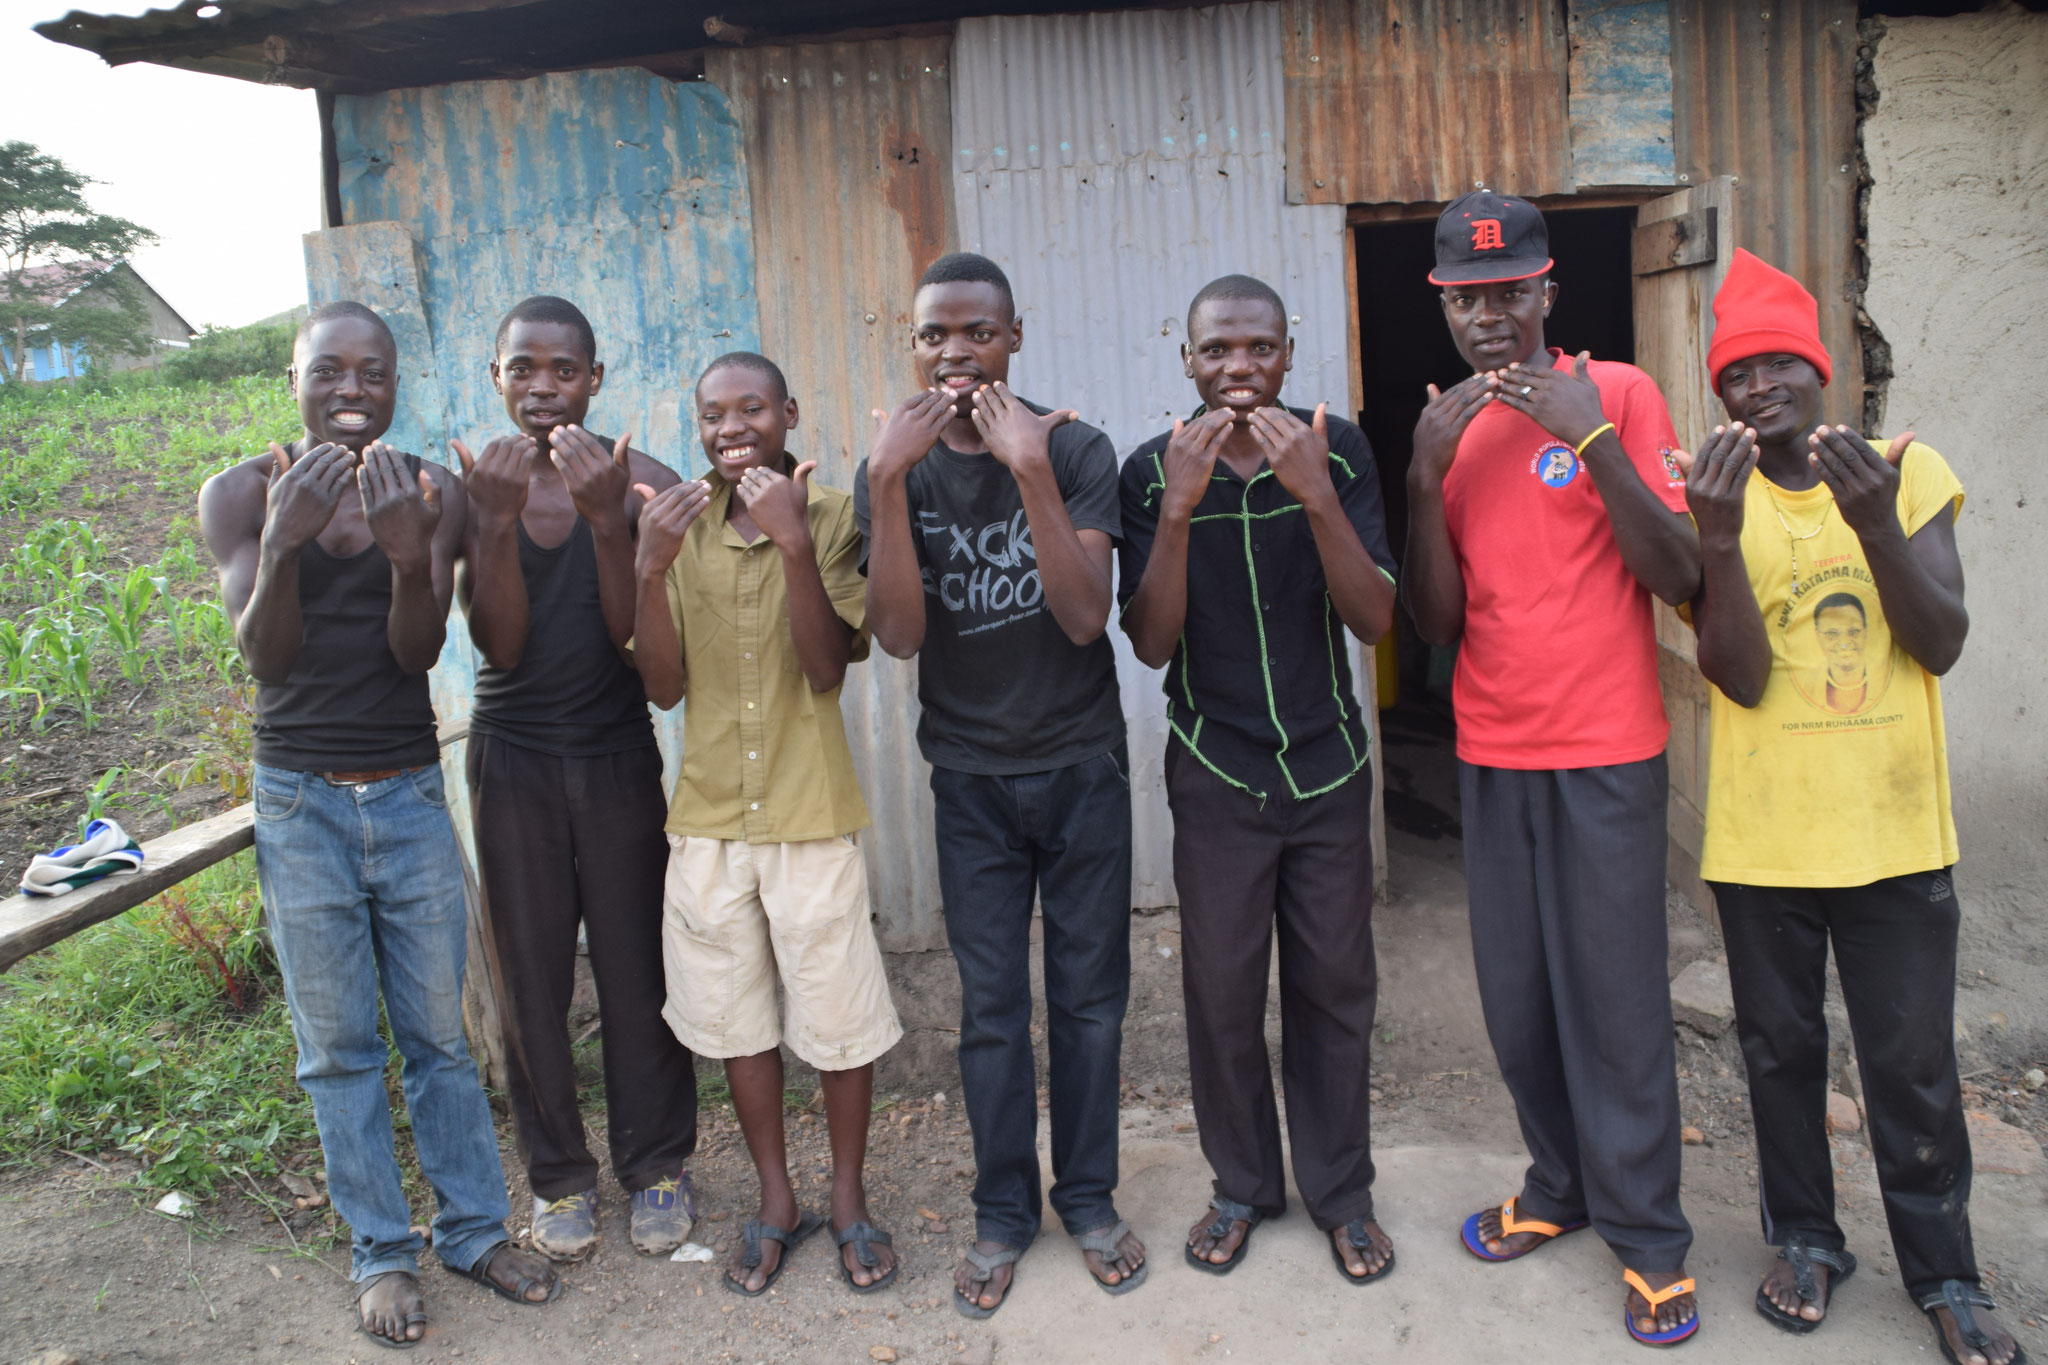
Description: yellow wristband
xmin=1575 ymin=422 xmax=1616 ymax=457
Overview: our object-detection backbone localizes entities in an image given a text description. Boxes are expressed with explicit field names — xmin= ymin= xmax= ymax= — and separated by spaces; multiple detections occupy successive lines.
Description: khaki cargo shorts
xmin=659 ymin=832 xmax=902 ymax=1071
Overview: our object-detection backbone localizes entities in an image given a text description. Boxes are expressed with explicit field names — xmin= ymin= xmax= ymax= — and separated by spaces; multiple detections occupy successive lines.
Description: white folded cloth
xmin=19 ymin=818 xmax=144 ymax=897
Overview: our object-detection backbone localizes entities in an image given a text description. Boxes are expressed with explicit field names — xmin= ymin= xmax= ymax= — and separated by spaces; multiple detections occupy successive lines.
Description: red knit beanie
xmin=1707 ymin=248 xmax=1832 ymax=394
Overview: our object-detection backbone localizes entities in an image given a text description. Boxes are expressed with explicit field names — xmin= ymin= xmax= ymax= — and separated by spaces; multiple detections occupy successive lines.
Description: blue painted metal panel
xmin=314 ymin=68 xmax=761 ymax=838
xmin=1568 ymin=0 xmax=1678 ymax=186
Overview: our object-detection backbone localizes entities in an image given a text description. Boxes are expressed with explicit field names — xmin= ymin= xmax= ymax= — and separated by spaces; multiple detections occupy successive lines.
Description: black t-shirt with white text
xmin=854 ymin=402 xmax=1124 ymax=775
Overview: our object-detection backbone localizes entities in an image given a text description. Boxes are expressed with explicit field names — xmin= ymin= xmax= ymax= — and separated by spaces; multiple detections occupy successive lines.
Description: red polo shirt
xmin=1441 ymin=349 xmax=1690 ymax=769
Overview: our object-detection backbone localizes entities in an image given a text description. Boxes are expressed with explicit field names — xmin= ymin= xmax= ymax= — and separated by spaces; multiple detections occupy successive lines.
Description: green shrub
xmin=163 ymin=321 xmax=294 ymax=386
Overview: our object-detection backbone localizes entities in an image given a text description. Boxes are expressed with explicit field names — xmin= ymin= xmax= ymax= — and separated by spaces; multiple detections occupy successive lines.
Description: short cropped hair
xmin=916 ymin=252 xmax=1015 ymax=317
xmin=496 ymin=295 xmax=597 ymax=363
xmin=1187 ymin=274 xmax=1287 ymax=337
xmin=295 ymin=300 xmax=395 ymax=356
xmin=696 ymin=350 xmax=790 ymax=403
xmin=1813 ymin=592 xmax=1867 ymax=623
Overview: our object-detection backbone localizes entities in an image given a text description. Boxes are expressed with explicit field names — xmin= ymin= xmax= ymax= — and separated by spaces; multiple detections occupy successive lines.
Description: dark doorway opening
xmin=1354 ymin=205 xmax=1638 ymax=863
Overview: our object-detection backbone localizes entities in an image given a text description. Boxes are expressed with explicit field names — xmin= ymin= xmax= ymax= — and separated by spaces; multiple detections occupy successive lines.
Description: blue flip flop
xmin=1459 ymin=1195 xmax=1589 ymax=1262
xmin=1624 ymin=1269 xmax=1701 ymax=1347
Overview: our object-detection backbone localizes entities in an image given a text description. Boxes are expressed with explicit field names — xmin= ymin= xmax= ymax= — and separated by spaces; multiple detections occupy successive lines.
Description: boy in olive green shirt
xmin=632 ymin=353 xmax=901 ymax=1298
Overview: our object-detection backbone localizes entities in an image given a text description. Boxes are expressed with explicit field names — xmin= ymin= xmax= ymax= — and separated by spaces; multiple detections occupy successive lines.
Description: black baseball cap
xmin=1428 ymin=190 xmax=1553 ymax=286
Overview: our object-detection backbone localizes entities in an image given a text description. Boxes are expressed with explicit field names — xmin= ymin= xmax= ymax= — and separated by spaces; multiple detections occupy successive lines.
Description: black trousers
xmin=930 ymin=747 xmax=1134 ymax=1248
xmin=1712 ymin=869 xmax=1977 ymax=1298
xmin=1166 ymin=744 xmax=1379 ymax=1232
xmin=1460 ymin=756 xmax=1693 ymax=1270
xmin=466 ymin=735 xmax=697 ymax=1199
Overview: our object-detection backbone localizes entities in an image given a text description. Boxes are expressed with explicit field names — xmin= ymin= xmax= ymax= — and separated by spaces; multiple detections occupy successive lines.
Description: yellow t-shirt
xmin=1698 ymin=441 xmax=1964 ymax=887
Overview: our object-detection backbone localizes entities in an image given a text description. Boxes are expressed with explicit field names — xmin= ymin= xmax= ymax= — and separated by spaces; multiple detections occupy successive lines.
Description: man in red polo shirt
xmin=1402 ymin=191 xmax=1705 ymax=1347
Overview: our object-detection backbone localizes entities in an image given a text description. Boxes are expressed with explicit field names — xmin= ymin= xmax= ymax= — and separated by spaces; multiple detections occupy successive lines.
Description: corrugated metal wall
xmin=705 ymin=38 xmax=958 ymax=952
xmin=1669 ymin=0 xmax=1862 ymax=411
xmin=1282 ymin=0 xmax=1575 ymax=205
xmin=950 ymin=5 xmax=1363 ymax=907
xmin=315 ymin=67 xmax=761 ymax=840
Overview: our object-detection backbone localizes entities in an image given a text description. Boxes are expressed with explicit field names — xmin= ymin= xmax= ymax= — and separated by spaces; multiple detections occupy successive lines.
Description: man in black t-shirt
xmin=1121 ymin=275 xmax=1399 ymax=1286
xmin=854 ymin=253 xmax=1144 ymax=1316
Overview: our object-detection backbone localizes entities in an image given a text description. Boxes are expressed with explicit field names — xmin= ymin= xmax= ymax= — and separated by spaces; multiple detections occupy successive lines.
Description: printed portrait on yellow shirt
xmin=1788 ymin=589 xmax=1893 ymax=717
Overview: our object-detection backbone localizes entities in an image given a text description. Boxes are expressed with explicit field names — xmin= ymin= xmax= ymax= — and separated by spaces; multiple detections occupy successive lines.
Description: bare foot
xmin=954 ymin=1240 xmax=1015 ymax=1312
xmin=1186 ymin=1208 xmax=1248 ymax=1266
xmin=478 ymin=1244 xmax=558 ymax=1304
xmin=1474 ymin=1202 xmax=1572 ymax=1258
xmin=1628 ymin=1270 xmax=1698 ymax=1337
xmin=357 ymin=1270 xmax=426 ymax=1346
xmin=1934 ymin=1304 xmax=2021 ymax=1365
xmin=1082 ymin=1225 xmax=1146 ymax=1287
xmin=831 ymin=1201 xmax=896 ymax=1289
xmin=1759 ymin=1256 xmax=1833 ymax=1323
xmin=1333 ymin=1220 xmax=1393 ymax=1278
xmin=727 ymin=1193 xmax=802 ymax=1295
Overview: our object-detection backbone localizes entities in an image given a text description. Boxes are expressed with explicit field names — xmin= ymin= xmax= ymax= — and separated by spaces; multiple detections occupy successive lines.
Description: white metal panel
xmin=952 ymin=4 xmax=1353 ymax=906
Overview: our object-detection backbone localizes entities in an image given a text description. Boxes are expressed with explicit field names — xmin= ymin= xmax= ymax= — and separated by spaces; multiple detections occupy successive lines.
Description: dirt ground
xmin=4 ymin=706 xmax=2045 ymax=1365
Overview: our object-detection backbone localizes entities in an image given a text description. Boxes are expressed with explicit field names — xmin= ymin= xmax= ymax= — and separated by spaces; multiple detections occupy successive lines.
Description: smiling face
xmin=289 ymin=316 xmax=396 ymax=451
xmin=1717 ymin=352 xmax=1824 ymax=446
xmin=694 ymin=364 xmax=797 ymax=479
xmin=1185 ymin=296 xmax=1293 ymax=419
xmin=492 ymin=319 xmax=603 ymax=443
xmin=1815 ymin=600 xmax=1868 ymax=687
xmin=1439 ymin=275 xmax=1555 ymax=372
xmin=912 ymin=281 xmax=1021 ymax=416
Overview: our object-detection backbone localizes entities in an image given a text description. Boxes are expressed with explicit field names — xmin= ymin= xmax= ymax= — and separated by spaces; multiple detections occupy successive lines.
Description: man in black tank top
xmin=198 ymin=303 xmax=560 ymax=1350
xmin=454 ymin=296 xmax=695 ymax=1265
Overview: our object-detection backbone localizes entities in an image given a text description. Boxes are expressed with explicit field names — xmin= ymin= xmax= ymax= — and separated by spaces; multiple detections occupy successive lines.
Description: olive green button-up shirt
xmin=658 ymin=476 xmax=871 ymax=843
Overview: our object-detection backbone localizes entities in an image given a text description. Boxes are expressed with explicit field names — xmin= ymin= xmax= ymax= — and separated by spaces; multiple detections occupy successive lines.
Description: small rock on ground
xmin=1825 ymin=1091 xmax=1862 ymax=1135
xmin=1965 ymin=1111 xmax=2042 ymax=1175
xmin=1670 ymin=961 xmax=1737 ymax=1037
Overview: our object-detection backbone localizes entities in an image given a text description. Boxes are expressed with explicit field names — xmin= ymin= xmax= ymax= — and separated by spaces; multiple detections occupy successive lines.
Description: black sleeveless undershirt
xmin=467 ymin=515 xmax=653 ymax=756
xmin=253 ymin=459 xmax=441 ymax=772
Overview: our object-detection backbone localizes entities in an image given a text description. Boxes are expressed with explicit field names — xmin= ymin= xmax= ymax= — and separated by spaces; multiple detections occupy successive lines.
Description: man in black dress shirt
xmin=1119 ymin=275 xmax=1399 ymax=1286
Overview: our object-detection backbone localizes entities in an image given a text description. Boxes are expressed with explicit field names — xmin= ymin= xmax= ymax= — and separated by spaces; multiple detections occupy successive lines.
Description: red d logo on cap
xmin=1471 ymin=220 xmax=1505 ymax=251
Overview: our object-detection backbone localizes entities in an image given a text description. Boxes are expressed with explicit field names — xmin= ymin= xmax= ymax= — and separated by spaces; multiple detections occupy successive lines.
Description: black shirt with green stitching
xmin=1117 ymin=409 xmax=1395 ymax=803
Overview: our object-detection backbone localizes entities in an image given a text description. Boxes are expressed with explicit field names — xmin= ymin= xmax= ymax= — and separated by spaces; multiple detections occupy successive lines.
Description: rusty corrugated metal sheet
xmin=951 ymin=6 xmax=1370 ymax=907
xmin=1282 ymin=0 xmax=1574 ymax=205
xmin=1669 ymin=0 xmax=1862 ymax=408
xmin=315 ymin=67 xmax=760 ymax=844
xmin=1567 ymin=0 xmax=1677 ymax=187
xmin=706 ymin=37 xmax=957 ymax=952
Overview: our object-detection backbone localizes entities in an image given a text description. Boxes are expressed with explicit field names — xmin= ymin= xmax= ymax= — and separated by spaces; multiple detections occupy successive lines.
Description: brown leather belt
xmin=320 ymin=766 xmax=421 ymax=785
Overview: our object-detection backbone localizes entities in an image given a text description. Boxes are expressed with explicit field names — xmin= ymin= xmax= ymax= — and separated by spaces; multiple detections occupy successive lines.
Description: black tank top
xmin=253 ymin=488 xmax=441 ymax=773
xmin=467 ymin=515 xmax=653 ymax=755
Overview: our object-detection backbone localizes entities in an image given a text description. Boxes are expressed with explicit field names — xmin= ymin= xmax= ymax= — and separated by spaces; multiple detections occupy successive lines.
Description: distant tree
xmin=0 ymin=141 xmax=156 ymax=383
xmin=165 ymin=319 xmax=296 ymax=384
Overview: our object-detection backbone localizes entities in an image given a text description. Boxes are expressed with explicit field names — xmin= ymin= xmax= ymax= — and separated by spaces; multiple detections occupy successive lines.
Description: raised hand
xmin=971 ymin=381 xmax=1074 ymax=474
xmin=453 ymin=434 xmax=539 ymax=526
xmin=1160 ymin=408 xmax=1235 ymax=523
xmin=1809 ymin=426 xmax=1912 ymax=537
xmin=1411 ymin=374 xmax=1499 ymax=486
xmin=358 ymin=440 xmax=441 ymax=573
xmin=1678 ymin=424 xmax=1758 ymax=546
xmin=261 ymin=440 xmax=356 ymax=553
xmin=1492 ymin=351 xmax=1608 ymax=449
xmin=633 ymin=479 xmax=713 ymax=576
xmin=550 ymin=424 xmax=634 ymax=534
xmin=735 ymin=460 xmax=817 ymax=548
xmin=1248 ymin=403 xmax=1335 ymax=508
xmin=868 ymin=390 xmax=954 ymax=483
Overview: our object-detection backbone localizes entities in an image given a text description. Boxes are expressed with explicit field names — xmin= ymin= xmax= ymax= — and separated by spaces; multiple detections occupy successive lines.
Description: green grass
xmin=0 ymin=851 xmax=318 ymax=1195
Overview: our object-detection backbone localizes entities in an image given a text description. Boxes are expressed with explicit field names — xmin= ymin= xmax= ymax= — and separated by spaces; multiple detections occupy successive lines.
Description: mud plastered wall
xmin=1864 ymin=9 xmax=2048 ymax=1028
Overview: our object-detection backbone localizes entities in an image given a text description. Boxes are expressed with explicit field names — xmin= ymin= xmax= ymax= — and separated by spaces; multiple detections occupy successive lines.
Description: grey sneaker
xmin=629 ymin=1171 xmax=696 ymax=1255
xmin=532 ymin=1188 xmax=600 ymax=1263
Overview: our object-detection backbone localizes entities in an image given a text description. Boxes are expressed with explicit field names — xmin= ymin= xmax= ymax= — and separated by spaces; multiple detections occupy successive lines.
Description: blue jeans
xmin=253 ymin=762 xmax=511 ymax=1282
xmin=930 ymin=745 xmax=1133 ymax=1248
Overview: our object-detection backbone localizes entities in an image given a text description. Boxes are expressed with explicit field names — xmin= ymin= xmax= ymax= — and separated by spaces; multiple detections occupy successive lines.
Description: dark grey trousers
xmin=1459 ymin=754 xmax=1693 ymax=1271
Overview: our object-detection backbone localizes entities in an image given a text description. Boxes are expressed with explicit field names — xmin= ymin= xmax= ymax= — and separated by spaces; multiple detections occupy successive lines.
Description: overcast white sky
xmin=4 ymin=3 xmax=318 ymax=329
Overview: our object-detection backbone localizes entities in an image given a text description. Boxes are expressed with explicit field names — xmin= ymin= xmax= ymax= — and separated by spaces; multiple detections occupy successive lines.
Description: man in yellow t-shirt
xmin=1679 ymin=250 xmax=2015 ymax=1365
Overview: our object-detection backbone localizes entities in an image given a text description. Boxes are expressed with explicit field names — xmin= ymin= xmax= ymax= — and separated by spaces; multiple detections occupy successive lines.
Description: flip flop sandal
xmin=1755 ymin=1235 xmax=1856 ymax=1334
xmin=725 ymin=1211 xmax=825 ymax=1297
xmin=833 ymin=1219 xmax=899 ymax=1295
xmin=354 ymin=1270 xmax=427 ymax=1351
xmin=1919 ymin=1279 xmax=2031 ymax=1365
xmin=444 ymin=1242 xmax=562 ymax=1308
xmin=1623 ymin=1269 xmax=1701 ymax=1347
xmin=1330 ymin=1217 xmax=1395 ymax=1285
xmin=1184 ymin=1196 xmax=1262 ymax=1276
xmin=1076 ymin=1219 xmax=1148 ymax=1296
xmin=1460 ymin=1194 xmax=1590 ymax=1263
xmin=955 ymin=1243 xmax=1022 ymax=1319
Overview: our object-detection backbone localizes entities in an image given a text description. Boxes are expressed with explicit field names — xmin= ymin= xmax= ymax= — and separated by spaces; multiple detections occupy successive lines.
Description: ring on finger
xmin=1520 ymin=385 xmax=1533 ymax=397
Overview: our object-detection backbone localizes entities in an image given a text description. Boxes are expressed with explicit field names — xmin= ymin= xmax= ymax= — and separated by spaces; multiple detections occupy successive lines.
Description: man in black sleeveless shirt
xmin=198 ymin=303 xmax=560 ymax=1349
xmin=454 ymin=296 xmax=694 ymax=1263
